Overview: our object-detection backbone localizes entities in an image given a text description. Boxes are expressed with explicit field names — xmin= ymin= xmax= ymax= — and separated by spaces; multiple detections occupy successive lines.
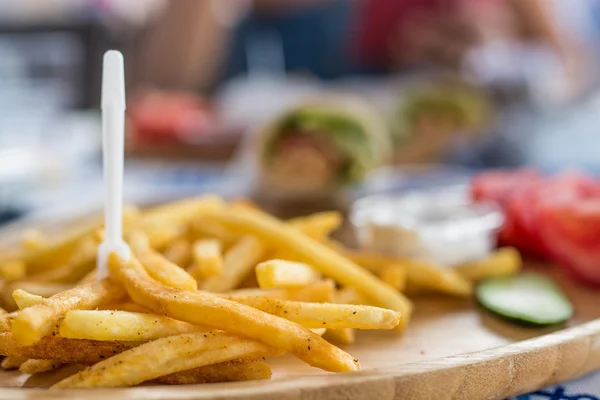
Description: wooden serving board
xmin=1 ymin=219 xmax=600 ymax=399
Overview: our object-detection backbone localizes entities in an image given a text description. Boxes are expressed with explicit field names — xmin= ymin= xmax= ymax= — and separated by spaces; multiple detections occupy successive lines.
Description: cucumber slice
xmin=476 ymin=273 xmax=573 ymax=326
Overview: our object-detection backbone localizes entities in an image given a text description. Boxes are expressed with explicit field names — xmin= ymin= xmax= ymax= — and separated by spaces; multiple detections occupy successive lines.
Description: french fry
xmin=11 ymin=280 xmax=126 ymax=345
xmin=20 ymin=230 xmax=47 ymax=252
xmin=256 ymin=260 xmax=320 ymax=289
xmin=205 ymin=206 xmax=412 ymax=329
xmin=310 ymin=328 xmax=327 ymax=336
xmin=0 ymin=260 xmax=26 ymax=282
xmin=221 ymin=279 xmax=335 ymax=303
xmin=12 ymin=290 xmax=43 ymax=310
xmin=405 ymin=260 xmax=472 ymax=297
xmin=190 ymin=219 xmax=239 ymax=245
xmin=0 ymin=308 xmax=9 ymax=332
xmin=323 ymin=328 xmax=355 ymax=345
xmin=60 ymin=310 xmax=206 ymax=341
xmin=454 ymin=247 xmax=522 ymax=281
xmin=156 ymin=359 xmax=271 ymax=385
xmin=22 ymin=223 xmax=96 ymax=274
xmin=8 ymin=282 xmax=71 ymax=298
xmin=0 ymin=332 xmax=140 ymax=365
xmin=1 ymin=356 xmax=26 ymax=370
xmin=28 ymin=234 xmax=98 ymax=283
xmin=140 ymin=196 xmax=225 ymax=249
xmin=342 ymin=251 xmax=400 ymax=273
xmin=232 ymin=297 xmax=400 ymax=330
xmin=288 ymin=212 xmax=342 ymax=241
xmin=52 ymin=331 xmax=276 ymax=388
xmin=188 ymin=239 xmax=223 ymax=280
xmin=109 ymin=254 xmax=359 ymax=372
xmin=19 ymin=359 xmax=63 ymax=374
xmin=3 ymin=282 xmax=72 ymax=310
xmin=163 ymin=238 xmax=192 ymax=268
xmin=379 ymin=264 xmax=407 ymax=291
xmin=135 ymin=248 xmax=197 ymax=292
xmin=323 ymin=287 xmax=363 ymax=345
xmin=201 ymin=236 xmax=266 ymax=292
xmin=101 ymin=301 xmax=151 ymax=314
xmin=22 ymin=205 xmax=139 ymax=274
xmin=335 ymin=287 xmax=368 ymax=305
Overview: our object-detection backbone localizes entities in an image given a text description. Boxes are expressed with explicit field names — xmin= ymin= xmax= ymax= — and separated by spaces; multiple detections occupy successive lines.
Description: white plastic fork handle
xmin=97 ymin=50 xmax=130 ymax=279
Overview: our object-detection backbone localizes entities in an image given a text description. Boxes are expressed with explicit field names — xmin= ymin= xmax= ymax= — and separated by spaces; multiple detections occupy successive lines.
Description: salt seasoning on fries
xmin=0 ymin=192 xmax=523 ymax=389
xmin=204 ymin=205 xmax=413 ymax=329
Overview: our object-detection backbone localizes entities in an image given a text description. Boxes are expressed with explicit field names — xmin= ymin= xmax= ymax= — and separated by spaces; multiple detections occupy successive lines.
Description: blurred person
xmin=134 ymin=0 xmax=588 ymax=90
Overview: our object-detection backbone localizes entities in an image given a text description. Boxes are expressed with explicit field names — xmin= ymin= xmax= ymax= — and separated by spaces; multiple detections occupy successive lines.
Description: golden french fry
xmin=311 ymin=328 xmax=327 ymax=336
xmin=0 ymin=260 xmax=26 ymax=282
xmin=60 ymin=310 xmax=206 ymax=341
xmin=190 ymin=219 xmax=239 ymax=246
xmin=100 ymin=301 xmax=151 ymax=314
xmin=288 ymin=212 xmax=342 ymax=241
xmin=205 ymin=206 xmax=412 ymax=329
xmin=163 ymin=238 xmax=192 ymax=268
xmin=335 ymin=287 xmax=368 ymax=305
xmin=232 ymin=297 xmax=400 ymax=330
xmin=324 ymin=328 xmax=355 ymax=345
xmin=201 ymin=236 xmax=266 ymax=293
xmin=256 ymin=260 xmax=320 ymax=289
xmin=8 ymin=282 xmax=71 ymax=298
xmin=157 ymin=359 xmax=271 ymax=385
xmin=454 ymin=247 xmax=522 ymax=281
xmin=0 ymin=308 xmax=9 ymax=332
xmin=126 ymin=230 xmax=150 ymax=253
xmin=20 ymin=230 xmax=47 ymax=252
xmin=3 ymin=282 xmax=72 ymax=310
xmin=188 ymin=239 xmax=223 ymax=280
xmin=142 ymin=196 xmax=225 ymax=225
xmin=1 ymin=356 xmax=26 ymax=370
xmin=12 ymin=289 xmax=44 ymax=310
xmin=0 ymin=332 xmax=140 ymax=365
xmin=52 ymin=331 xmax=276 ymax=388
xmin=135 ymin=247 xmax=197 ymax=292
xmin=221 ymin=279 xmax=335 ymax=303
xmin=379 ymin=264 xmax=407 ymax=291
xmin=28 ymin=234 xmax=98 ymax=283
xmin=342 ymin=251 xmax=401 ymax=273
xmin=405 ymin=260 xmax=472 ymax=297
xmin=22 ymin=206 xmax=139 ymax=274
xmin=11 ymin=279 xmax=126 ymax=345
xmin=19 ymin=359 xmax=63 ymax=374
xmin=140 ymin=196 xmax=225 ymax=249
xmin=109 ymin=254 xmax=359 ymax=372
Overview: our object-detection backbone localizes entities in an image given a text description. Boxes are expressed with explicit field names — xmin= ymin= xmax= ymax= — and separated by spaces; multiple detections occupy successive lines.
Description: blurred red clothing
xmin=355 ymin=0 xmax=497 ymax=68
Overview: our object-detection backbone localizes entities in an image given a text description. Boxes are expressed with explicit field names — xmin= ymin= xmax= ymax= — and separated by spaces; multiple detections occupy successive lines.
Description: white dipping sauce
xmin=350 ymin=188 xmax=503 ymax=265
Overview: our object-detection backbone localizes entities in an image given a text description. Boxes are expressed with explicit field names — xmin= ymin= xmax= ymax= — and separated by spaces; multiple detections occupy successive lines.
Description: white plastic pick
xmin=97 ymin=50 xmax=130 ymax=279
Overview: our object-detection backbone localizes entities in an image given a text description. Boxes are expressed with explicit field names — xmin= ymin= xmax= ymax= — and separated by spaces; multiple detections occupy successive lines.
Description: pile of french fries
xmin=0 ymin=196 xmax=521 ymax=388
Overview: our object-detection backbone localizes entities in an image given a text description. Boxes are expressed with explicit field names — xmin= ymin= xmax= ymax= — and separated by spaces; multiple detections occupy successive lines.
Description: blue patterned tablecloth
xmin=514 ymin=372 xmax=600 ymax=399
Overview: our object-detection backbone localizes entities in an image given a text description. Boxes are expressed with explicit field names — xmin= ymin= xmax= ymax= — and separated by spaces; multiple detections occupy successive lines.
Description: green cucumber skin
xmin=475 ymin=273 xmax=574 ymax=327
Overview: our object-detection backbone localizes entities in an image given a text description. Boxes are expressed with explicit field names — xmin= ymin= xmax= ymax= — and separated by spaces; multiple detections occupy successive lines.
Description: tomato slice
xmin=535 ymin=173 xmax=600 ymax=285
xmin=470 ymin=168 xmax=542 ymax=206
xmin=471 ymin=169 xmax=600 ymax=285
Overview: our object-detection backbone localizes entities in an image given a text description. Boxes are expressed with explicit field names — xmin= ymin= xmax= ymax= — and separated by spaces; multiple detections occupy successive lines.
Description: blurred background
xmin=2 ymin=0 xmax=600 ymax=223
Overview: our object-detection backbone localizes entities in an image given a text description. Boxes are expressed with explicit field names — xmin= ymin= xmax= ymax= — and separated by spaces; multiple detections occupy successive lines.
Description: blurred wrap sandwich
xmin=253 ymin=97 xmax=391 ymax=198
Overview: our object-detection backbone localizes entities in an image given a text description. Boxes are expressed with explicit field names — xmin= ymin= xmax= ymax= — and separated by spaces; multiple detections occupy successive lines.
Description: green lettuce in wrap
xmin=256 ymin=99 xmax=390 ymax=196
